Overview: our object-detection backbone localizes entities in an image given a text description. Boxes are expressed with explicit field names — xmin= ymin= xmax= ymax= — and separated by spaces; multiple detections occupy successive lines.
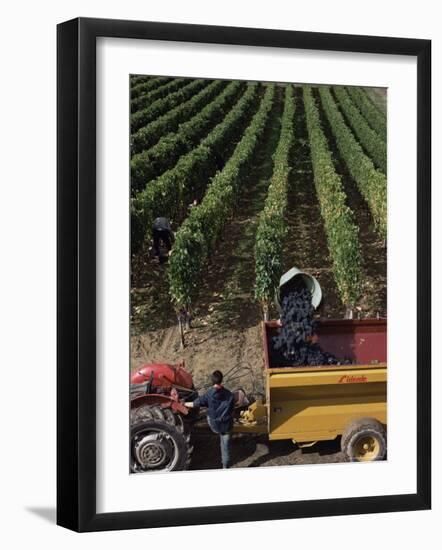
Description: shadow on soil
xmin=190 ymin=433 xmax=344 ymax=470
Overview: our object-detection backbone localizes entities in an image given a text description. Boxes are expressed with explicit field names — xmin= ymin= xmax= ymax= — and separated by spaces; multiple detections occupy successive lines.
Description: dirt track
xmin=190 ymin=432 xmax=345 ymax=470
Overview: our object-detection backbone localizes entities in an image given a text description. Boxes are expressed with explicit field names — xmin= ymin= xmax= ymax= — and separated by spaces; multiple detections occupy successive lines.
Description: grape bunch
xmin=275 ymin=288 xmax=316 ymax=348
xmin=271 ymin=288 xmax=350 ymax=367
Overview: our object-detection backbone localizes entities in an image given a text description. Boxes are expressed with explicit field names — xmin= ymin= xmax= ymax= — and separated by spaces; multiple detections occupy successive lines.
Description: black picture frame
xmin=57 ymin=17 xmax=431 ymax=532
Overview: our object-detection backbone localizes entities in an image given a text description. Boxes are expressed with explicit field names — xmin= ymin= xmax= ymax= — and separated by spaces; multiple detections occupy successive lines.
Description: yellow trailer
xmin=234 ymin=318 xmax=387 ymax=461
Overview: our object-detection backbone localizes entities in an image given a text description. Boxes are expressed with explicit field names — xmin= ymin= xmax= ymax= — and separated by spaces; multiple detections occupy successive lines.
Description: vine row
xmin=131 ymin=79 xmax=224 ymax=155
xmin=167 ymin=85 xmax=275 ymax=311
xmin=303 ymin=86 xmax=363 ymax=307
xmin=254 ymin=85 xmax=295 ymax=313
xmin=131 ymin=82 xmax=260 ymax=254
xmin=333 ymin=87 xmax=387 ymax=173
xmin=130 ymin=80 xmax=242 ymax=193
xmin=318 ymin=86 xmax=387 ymax=240
xmin=346 ymin=87 xmax=386 ymax=141
xmin=131 ymin=78 xmax=207 ymax=133
xmin=130 ymin=75 xmax=151 ymax=86
xmin=130 ymin=76 xmax=172 ymax=108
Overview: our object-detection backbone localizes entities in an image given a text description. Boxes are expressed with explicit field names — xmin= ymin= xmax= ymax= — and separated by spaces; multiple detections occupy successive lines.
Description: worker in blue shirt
xmin=185 ymin=370 xmax=234 ymax=469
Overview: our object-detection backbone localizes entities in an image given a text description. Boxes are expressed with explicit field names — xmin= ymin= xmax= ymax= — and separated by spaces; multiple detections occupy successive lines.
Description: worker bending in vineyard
xmin=151 ymin=217 xmax=174 ymax=259
xmin=185 ymin=371 xmax=235 ymax=469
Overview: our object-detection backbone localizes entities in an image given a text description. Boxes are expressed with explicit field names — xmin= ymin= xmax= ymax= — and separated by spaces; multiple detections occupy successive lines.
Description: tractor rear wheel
xmin=130 ymin=405 xmax=192 ymax=472
xmin=341 ymin=418 xmax=386 ymax=462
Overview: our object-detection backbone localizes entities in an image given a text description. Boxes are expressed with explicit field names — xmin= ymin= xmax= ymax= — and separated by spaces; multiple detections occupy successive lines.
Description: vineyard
xmin=129 ymin=74 xmax=387 ymax=397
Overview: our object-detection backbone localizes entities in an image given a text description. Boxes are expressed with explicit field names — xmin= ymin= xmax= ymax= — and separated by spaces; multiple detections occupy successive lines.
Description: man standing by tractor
xmin=185 ymin=370 xmax=235 ymax=469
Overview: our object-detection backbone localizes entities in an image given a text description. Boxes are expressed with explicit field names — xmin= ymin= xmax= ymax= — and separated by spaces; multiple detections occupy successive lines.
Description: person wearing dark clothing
xmin=152 ymin=217 xmax=174 ymax=257
xmin=185 ymin=370 xmax=234 ymax=469
xmin=214 ymin=149 xmax=224 ymax=172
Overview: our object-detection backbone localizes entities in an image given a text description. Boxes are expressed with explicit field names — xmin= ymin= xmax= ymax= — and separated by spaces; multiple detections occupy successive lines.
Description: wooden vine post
xmin=262 ymin=302 xmax=269 ymax=322
xmin=177 ymin=307 xmax=192 ymax=349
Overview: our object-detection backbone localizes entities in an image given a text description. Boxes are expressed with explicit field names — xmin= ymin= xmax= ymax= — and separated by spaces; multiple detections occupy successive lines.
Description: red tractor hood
xmin=131 ymin=363 xmax=193 ymax=390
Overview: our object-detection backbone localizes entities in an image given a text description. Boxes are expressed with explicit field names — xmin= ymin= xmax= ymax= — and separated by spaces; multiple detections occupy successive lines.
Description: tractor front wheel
xmin=130 ymin=406 xmax=192 ymax=472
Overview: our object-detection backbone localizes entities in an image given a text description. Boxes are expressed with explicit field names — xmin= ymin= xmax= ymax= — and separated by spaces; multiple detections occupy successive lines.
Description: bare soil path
xmin=190 ymin=432 xmax=345 ymax=470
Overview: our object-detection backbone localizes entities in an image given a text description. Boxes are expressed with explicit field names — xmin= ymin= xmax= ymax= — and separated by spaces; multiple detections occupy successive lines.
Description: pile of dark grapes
xmin=270 ymin=287 xmax=351 ymax=367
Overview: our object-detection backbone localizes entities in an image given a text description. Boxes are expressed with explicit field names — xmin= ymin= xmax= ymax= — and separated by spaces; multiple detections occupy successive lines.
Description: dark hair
xmin=211 ymin=370 xmax=223 ymax=385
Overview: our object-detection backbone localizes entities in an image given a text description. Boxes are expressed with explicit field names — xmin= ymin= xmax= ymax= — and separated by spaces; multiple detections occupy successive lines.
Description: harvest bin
xmin=276 ymin=266 xmax=323 ymax=311
xmin=234 ymin=318 xmax=387 ymax=459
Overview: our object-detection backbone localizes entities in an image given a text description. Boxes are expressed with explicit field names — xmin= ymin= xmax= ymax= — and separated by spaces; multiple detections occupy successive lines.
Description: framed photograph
xmin=57 ymin=17 xmax=431 ymax=532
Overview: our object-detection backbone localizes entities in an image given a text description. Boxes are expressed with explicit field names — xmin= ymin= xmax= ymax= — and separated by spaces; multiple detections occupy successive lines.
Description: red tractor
xmin=130 ymin=362 xmax=249 ymax=472
xmin=130 ymin=362 xmax=198 ymax=472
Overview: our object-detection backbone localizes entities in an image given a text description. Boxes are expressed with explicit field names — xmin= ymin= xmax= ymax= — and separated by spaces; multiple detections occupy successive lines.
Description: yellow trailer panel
xmin=235 ymin=319 xmax=387 ymax=461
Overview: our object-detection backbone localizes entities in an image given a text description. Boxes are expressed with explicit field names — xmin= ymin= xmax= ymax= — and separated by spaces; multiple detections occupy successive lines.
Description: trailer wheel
xmin=130 ymin=406 xmax=192 ymax=472
xmin=341 ymin=418 xmax=386 ymax=462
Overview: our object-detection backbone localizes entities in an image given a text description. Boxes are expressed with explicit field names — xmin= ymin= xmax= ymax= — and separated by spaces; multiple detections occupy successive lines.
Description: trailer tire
xmin=130 ymin=405 xmax=192 ymax=472
xmin=341 ymin=418 xmax=386 ymax=462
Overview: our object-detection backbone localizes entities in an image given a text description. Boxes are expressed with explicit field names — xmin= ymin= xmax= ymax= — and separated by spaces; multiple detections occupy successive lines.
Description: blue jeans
xmin=207 ymin=417 xmax=231 ymax=469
